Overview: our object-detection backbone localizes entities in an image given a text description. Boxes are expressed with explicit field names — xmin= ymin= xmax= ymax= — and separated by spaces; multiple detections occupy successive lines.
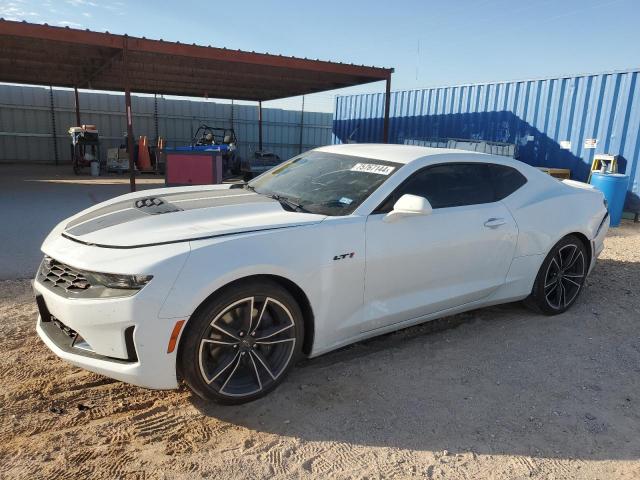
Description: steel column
xmin=298 ymin=95 xmax=305 ymax=154
xmin=73 ymin=86 xmax=81 ymax=126
xmin=49 ymin=86 xmax=59 ymax=165
xmin=258 ymin=100 xmax=263 ymax=151
xmin=153 ymin=93 xmax=159 ymax=146
xmin=383 ymin=75 xmax=391 ymax=143
xmin=123 ymin=35 xmax=135 ymax=192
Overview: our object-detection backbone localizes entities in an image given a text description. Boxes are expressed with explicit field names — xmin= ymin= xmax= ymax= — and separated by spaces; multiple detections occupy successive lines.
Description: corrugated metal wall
xmin=333 ymin=69 xmax=640 ymax=209
xmin=0 ymin=84 xmax=332 ymax=164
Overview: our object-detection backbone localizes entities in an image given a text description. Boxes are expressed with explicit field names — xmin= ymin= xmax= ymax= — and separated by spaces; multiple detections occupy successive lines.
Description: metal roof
xmin=0 ymin=20 xmax=393 ymax=101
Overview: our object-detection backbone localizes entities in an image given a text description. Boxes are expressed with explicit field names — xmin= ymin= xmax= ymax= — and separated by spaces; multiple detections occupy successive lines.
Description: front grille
xmin=39 ymin=256 xmax=91 ymax=292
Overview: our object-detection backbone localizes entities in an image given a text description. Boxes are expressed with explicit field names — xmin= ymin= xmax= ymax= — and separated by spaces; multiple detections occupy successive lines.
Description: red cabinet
xmin=165 ymin=151 xmax=223 ymax=186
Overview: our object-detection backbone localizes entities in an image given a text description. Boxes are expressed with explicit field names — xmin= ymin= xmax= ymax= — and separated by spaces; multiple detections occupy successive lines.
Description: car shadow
xmin=191 ymin=254 xmax=640 ymax=461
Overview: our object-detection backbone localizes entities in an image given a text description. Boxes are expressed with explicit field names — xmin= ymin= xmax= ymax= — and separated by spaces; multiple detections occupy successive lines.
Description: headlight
xmin=38 ymin=256 xmax=153 ymax=298
xmin=84 ymin=272 xmax=153 ymax=290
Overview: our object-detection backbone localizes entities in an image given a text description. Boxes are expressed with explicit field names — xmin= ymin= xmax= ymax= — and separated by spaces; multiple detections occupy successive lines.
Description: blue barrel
xmin=590 ymin=172 xmax=629 ymax=227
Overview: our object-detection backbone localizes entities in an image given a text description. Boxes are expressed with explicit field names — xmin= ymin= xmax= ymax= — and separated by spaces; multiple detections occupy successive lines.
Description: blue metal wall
xmin=333 ymin=69 xmax=640 ymax=209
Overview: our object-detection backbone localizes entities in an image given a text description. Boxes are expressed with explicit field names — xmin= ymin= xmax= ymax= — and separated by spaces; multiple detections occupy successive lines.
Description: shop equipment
xmin=106 ymin=148 xmax=130 ymax=173
xmin=69 ymin=125 xmax=101 ymax=175
xmin=241 ymin=150 xmax=281 ymax=180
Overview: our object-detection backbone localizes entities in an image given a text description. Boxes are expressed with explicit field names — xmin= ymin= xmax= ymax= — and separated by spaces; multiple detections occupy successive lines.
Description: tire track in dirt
xmin=130 ymin=405 xmax=189 ymax=443
xmin=165 ymin=420 xmax=231 ymax=455
xmin=103 ymin=449 xmax=139 ymax=478
xmin=299 ymin=442 xmax=369 ymax=477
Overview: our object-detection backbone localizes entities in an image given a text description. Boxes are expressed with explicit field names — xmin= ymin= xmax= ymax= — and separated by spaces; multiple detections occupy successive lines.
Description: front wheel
xmin=525 ymin=235 xmax=588 ymax=315
xmin=178 ymin=280 xmax=304 ymax=404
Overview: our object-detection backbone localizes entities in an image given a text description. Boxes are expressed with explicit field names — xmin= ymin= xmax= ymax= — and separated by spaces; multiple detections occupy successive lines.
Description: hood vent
xmin=134 ymin=197 xmax=182 ymax=215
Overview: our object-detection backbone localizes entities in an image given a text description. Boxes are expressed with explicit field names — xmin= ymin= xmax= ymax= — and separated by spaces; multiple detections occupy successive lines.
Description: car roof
xmin=316 ymin=143 xmax=492 ymax=165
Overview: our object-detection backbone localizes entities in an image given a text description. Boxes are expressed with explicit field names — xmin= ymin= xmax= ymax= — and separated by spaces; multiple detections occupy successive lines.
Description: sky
xmin=1 ymin=0 xmax=639 ymax=112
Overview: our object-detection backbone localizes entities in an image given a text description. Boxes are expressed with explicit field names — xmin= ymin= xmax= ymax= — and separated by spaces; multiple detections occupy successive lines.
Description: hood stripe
xmin=65 ymin=190 xmax=273 ymax=237
xmin=65 ymin=192 xmax=258 ymax=233
xmin=61 ymin=223 xmax=307 ymax=249
xmin=65 ymin=188 xmax=259 ymax=229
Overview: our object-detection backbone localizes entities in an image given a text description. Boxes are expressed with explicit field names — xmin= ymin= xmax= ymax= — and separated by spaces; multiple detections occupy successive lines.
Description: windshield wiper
xmin=243 ymin=183 xmax=256 ymax=192
xmin=268 ymin=194 xmax=310 ymax=213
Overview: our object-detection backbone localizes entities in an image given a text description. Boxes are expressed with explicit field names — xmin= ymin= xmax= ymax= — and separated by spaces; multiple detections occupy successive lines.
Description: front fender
xmin=157 ymin=218 xmax=368 ymax=356
xmin=158 ymin=226 xmax=322 ymax=320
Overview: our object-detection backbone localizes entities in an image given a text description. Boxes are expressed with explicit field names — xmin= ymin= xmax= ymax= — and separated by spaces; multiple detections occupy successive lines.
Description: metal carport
xmin=0 ymin=19 xmax=393 ymax=190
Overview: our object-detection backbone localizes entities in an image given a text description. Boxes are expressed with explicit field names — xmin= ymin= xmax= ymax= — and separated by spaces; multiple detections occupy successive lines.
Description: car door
xmin=361 ymin=162 xmax=518 ymax=332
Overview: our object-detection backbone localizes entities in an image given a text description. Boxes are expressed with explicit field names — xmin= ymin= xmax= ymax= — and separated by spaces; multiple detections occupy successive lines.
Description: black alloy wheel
xmin=179 ymin=280 xmax=303 ymax=404
xmin=525 ymin=235 xmax=588 ymax=315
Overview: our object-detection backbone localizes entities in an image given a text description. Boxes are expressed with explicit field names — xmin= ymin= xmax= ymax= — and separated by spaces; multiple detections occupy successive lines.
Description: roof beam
xmin=0 ymin=19 xmax=393 ymax=101
xmin=0 ymin=20 xmax=392 ymax=77
xmin=81 ymin=48 xmax=123 ymax=88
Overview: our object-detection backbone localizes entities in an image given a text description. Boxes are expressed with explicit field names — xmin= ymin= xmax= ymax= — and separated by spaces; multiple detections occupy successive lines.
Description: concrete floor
xmin=0 ymin=164 xmax=164 ymax=280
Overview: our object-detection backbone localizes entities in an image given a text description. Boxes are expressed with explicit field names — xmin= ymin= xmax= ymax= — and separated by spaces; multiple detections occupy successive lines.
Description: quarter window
xmin=488 ymin=164 xmax=527 ymax=200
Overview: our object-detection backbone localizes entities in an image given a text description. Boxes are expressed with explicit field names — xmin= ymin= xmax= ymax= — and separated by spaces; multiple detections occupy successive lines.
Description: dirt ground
xmin=1 ymin=222 xmax=640 ymax=479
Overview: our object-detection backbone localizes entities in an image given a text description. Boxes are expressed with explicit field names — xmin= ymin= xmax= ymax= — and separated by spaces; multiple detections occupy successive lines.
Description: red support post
xmin=123 ymin=35 xmax=136 ymax=192
xmin=383 ymin=75 xmax=391 ymax=143
xmin=74 ymin=86 xmax=81 ymax=126
xmin=258 ymin=100 xmax=263 ymax=152
xmin=125 ymin=88 xmax=135 ymax=192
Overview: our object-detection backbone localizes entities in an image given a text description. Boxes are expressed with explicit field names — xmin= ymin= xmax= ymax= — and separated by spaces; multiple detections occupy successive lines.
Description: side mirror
xmin=383 ymin=194 xmax=432 ymax=223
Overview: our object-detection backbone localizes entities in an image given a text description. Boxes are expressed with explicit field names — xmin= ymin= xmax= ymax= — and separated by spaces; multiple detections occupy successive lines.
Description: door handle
xmin=484 ymin=217 xmax=506 ymax=228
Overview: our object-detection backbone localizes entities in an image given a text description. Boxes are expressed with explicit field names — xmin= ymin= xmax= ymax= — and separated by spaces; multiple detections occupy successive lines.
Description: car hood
xmin=60 ymin=185 xmax=326 ymax=248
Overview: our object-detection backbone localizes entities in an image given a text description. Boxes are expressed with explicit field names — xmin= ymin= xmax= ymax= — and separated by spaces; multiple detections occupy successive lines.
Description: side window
xmin=377 ymin=163 xmax=495 ymax=212
xmin=488 ymin=164 xmax=527 ymax=200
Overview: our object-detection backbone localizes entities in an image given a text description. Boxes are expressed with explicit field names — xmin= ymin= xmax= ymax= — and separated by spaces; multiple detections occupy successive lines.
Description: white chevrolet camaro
xmin=35 ymin=144 xmax=609 ymax=404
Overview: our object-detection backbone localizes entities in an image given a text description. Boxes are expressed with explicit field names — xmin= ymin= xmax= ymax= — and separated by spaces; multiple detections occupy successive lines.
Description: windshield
xmin=248 ymin=151 xmax=401 ymax=216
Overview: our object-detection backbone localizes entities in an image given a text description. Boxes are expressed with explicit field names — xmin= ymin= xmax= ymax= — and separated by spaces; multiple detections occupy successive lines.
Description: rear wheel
xmin=525 ymin=235 xmax=588 ymax=315
xmin=178 ymin=280 xmax=303 ymax=404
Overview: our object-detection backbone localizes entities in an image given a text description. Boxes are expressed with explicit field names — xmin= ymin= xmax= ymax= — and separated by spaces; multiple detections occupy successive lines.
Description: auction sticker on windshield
xmin=350 ymin=163 xmax=395 ymax=175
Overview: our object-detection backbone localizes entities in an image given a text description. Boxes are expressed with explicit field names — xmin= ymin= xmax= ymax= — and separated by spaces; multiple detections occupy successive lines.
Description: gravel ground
xmin=1 ymin=221 xmax=639 ymax=479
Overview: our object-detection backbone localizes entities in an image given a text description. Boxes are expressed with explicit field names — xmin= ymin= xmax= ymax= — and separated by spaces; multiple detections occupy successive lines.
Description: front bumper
xmin=35 ymin=293 xmax=137 ymax=363
xmin=34 ymin=235 xmax=191 ymax=390
xmin=35 ymin=282 xmax=185 ymax=390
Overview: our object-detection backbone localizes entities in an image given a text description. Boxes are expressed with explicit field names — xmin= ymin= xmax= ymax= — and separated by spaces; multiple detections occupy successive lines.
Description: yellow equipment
xmin=588 ymin=154 xmax=618 ymax=182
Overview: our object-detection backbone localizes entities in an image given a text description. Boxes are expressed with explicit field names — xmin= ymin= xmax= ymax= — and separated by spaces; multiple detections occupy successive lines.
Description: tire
xmin=524 ymin=235 xmax=588 ymax=315
xmin=178 ymin=280 xmax=304 ymax=404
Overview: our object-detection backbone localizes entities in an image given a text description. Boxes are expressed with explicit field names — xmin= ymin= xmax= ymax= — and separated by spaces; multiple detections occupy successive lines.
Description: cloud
xmin=0 ymin=1 xmax=40 ymax=20
xmin=57 ymin=20 xmax=83 ymax=28
xmin=65 ymin=0 xmax=98 ymax=6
